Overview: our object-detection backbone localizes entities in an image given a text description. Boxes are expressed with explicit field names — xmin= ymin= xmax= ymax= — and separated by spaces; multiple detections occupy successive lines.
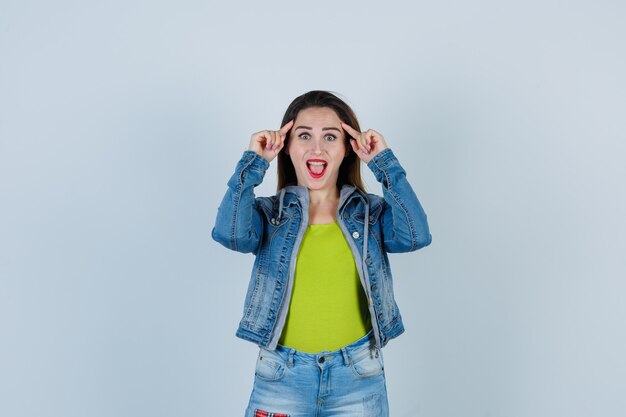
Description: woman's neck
xmin=307 ymin=187 xmax=340 ymax=224
xmin=308 ymin=187 xmax=339 ymax=206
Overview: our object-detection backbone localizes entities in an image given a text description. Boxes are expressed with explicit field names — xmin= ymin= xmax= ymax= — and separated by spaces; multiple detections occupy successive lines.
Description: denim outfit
xmin=212 ymin=148 xmax=431 ymax=416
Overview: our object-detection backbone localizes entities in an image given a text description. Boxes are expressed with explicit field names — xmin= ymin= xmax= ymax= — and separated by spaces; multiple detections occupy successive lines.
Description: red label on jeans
xmin=254 ymin=410 xmax=289 ymax=417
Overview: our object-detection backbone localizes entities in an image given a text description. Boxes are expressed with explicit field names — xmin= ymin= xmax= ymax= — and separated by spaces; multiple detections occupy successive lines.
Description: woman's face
xmin=287 ymin=107 xmax=347 ymax=193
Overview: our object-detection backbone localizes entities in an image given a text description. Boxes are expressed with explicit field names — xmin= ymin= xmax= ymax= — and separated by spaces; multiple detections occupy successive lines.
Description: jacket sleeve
xmin=367 ymin=148 xmax=432 ymax=253
xmin=211 ymin=151 xmax=269 ymax=254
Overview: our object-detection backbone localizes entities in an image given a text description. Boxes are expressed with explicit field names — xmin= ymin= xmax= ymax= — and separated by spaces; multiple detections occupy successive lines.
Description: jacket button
xmin=365 ymin=257 xmax=372 ymax=265
xmin=371 ymin=284 xmax=378 ymax=291
xmin=352 ymin=231 xmax=360 ymax=239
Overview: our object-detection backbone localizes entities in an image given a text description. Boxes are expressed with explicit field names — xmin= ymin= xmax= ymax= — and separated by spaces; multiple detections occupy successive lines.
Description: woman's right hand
xmin=248 ymin=120 xmax=294 ymax=162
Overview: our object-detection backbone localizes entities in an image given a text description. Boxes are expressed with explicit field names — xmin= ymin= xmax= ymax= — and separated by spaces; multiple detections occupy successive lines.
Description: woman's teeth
xmin=307 ymin=161 xmax=326 ymax=175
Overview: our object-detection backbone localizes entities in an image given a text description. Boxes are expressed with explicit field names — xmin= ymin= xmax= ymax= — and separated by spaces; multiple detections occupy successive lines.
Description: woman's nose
xmin=310 ymin=138 xmax=323 ymax=153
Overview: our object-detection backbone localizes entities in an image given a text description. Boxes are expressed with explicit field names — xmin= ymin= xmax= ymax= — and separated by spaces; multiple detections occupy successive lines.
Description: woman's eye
xmin=299 ymin=133 xmax=310 ymax=140
xmin=325 ymin=134 xmax=337 ymax=141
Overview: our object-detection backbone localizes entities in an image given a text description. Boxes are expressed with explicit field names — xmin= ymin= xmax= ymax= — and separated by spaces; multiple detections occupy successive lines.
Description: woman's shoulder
xmin=365 ymin=192 xmax=384 ymax=206
xmin=340 ymin=185 xmax=385 ymax=210
xmin=255 ymin=194 xmax=277 ymax=211
xmin=255 ymin=187 xmax=300 ymax=216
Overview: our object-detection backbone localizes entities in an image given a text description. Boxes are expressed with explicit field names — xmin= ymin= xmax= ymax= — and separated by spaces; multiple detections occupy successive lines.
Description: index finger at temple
xmin=341 ymin=122 xmax=360 ymax=139
xmin=279 ymin=119 xmax=294 ymax=135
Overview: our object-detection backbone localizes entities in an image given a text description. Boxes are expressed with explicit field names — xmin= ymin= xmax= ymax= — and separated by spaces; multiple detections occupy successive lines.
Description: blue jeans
xmin=244 ymin=331 xmax=389 ymax=417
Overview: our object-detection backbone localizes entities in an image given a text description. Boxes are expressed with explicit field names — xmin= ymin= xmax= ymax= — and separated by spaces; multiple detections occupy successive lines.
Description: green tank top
xmin=278 ymin=221 xmax=372 ymax=353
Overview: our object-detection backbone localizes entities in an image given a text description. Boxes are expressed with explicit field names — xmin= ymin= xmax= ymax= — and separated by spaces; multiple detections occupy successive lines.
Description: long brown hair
xmin=277 ymin=90 xmax=365 ymax=192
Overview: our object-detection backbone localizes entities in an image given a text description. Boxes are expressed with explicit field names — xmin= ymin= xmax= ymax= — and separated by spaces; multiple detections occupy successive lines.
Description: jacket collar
xmin=273 ymin=184 xmax=370 ymax=224
xmin=278 ymin=184 xmax=366 ymax=209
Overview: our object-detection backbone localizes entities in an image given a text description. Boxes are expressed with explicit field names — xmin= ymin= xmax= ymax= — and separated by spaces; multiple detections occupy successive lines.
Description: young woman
xmin=212 ymin=90 xmax=432 ymax=417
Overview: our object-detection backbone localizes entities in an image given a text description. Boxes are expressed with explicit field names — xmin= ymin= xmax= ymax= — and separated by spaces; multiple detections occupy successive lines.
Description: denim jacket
xmin=212 ymin=148 xmax=431 ymax=350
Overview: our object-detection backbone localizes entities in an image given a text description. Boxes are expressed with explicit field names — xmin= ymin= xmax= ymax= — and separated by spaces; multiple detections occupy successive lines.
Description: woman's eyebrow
xmin=294 ymin=126 xmax=341 ymax=132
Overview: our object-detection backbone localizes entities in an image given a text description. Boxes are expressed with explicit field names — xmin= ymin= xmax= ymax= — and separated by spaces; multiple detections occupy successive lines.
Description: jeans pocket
xmin=351 ymin=347 xmax=384 ymax=378
xmin=255 ymin=348 xmax=287 ymax=382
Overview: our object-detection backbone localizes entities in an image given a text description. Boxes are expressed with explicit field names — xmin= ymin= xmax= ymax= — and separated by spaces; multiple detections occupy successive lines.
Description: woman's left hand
xmin=341 ymin=122 xmax=388 ymax=164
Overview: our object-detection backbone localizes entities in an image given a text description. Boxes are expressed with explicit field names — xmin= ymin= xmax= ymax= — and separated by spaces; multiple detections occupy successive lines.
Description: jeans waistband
xmin=269 ymin=330 xmax=378 ymax=368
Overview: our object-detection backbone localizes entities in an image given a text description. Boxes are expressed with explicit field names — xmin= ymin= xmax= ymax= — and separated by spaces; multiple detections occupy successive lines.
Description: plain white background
xmin=1 ymin=1 xmax=625 ymax=416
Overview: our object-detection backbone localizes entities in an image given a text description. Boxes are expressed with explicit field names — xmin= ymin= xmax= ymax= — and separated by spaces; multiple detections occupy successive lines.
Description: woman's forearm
xmin=367 ymin=148 xmax=432 ymax=252
xmin=211 ymin=151 xmax=269 ymax=254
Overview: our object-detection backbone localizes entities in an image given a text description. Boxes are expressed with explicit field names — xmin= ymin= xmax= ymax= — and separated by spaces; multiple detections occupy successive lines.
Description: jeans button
xmin=318 ymin=357 xmax=325 ymax=364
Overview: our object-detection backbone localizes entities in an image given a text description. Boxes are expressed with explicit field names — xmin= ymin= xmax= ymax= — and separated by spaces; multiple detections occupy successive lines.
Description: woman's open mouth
xmin=306 ymin=159 xmax=327 ymax=179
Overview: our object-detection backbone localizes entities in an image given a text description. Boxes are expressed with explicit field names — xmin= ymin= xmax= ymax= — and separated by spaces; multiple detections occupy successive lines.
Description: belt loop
xmin=341 ymin=347 xmax=350 ymax=366
xmin=288 ymin=348 xmax=295 ymax=368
